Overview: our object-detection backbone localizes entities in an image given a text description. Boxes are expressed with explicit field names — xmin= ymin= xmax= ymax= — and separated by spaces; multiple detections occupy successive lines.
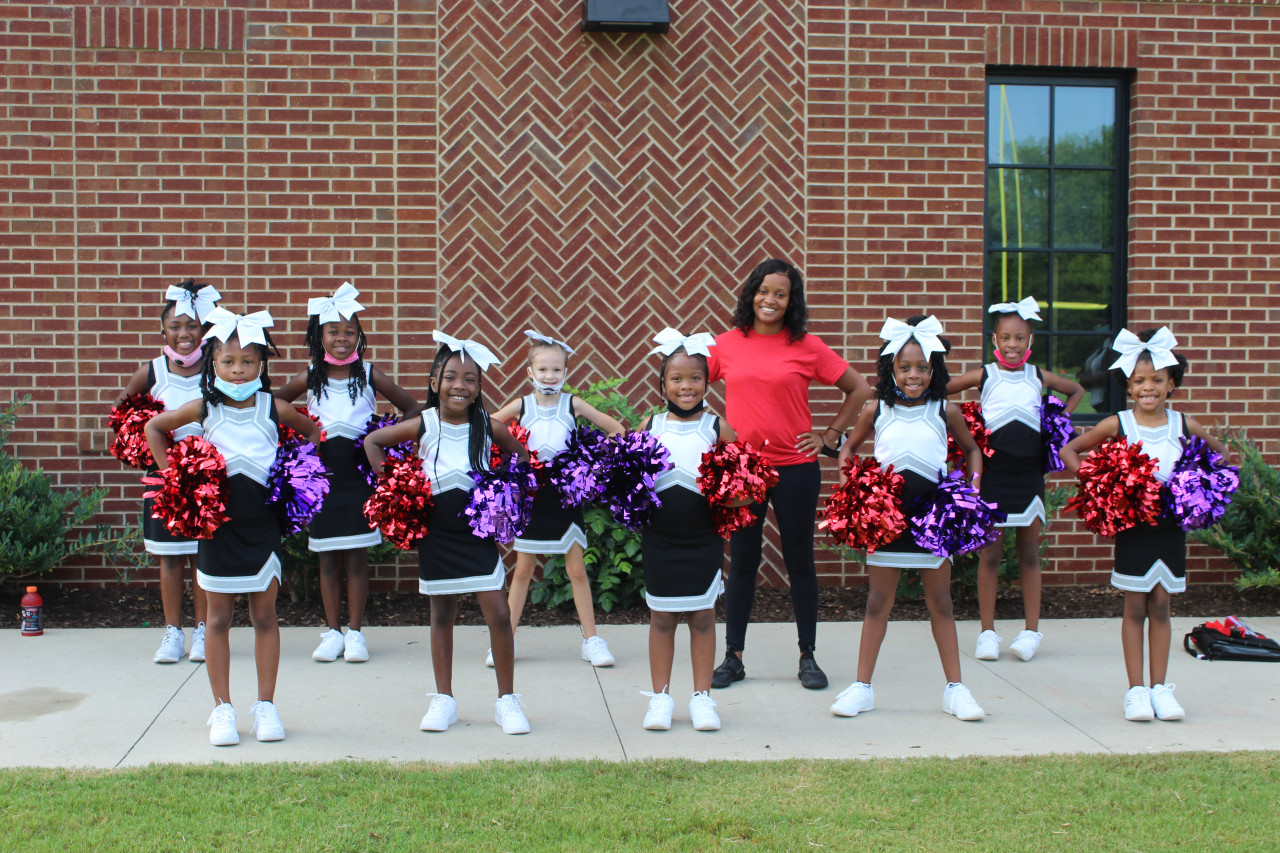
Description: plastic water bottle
xmin=20 ymin=586 xmax=43 ymax=636
xmin=1225 ymin=615 xmax=1260 ymax=638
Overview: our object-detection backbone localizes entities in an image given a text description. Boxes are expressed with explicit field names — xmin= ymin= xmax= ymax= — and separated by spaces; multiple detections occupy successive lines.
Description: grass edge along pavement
xmin=3 ymin=753 xmax=1278 ymax=851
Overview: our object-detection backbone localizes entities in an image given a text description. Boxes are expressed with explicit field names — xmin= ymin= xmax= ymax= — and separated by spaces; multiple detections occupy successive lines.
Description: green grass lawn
xmin=5 ymin=753 xmax=1276 ymax=851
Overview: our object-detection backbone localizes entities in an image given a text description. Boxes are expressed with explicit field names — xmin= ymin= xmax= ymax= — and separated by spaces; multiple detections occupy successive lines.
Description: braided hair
xmin=304 ymin=315 xmax=369 ymax=403
xmin=198 ymin=328 xmax=281 ymax=422
xmin=423 ymin=344 xmax=493 ymax=473
xmin=874 ymin=315 xmax=952 ymax=407
xmin=159 ymin=278 xmax=214 ymax=326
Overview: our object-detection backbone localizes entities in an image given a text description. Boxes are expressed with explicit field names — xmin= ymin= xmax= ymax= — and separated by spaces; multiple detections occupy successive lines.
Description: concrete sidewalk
xmin=3 ymin=617 xmax=1279 ymax=768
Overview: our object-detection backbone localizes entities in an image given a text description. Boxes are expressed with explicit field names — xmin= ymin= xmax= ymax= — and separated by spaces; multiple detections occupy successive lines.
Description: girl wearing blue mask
xmin=145 ymin=306 xmax=323 ymax=747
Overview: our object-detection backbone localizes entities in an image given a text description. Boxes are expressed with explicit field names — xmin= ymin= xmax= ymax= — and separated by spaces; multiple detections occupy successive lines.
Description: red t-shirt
xmin=707 ymin=328 xmax=850 ymax=467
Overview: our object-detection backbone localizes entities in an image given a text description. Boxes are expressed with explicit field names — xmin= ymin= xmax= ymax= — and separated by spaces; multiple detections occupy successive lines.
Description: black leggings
xmin=723 ymin=461 xmax=821 ymax=654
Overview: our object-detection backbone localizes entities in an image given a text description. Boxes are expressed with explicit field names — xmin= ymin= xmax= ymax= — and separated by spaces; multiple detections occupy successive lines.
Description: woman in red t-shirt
xmin=707 ymin=259 xmax=872 ymax=690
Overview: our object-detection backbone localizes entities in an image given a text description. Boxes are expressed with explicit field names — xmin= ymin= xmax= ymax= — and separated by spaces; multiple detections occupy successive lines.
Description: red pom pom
xmin=698 ymin=440 xmax=779 ymax=537
xmin=819 ymin=456 xmax=907 ymax=553
xmin=1065 ymin=436 xmax=1164 ymax=537
xmin=946 ymin=401 xmax=993 ymax=473
xmin=109 ymin=393 xmax=167 ymax=469
xmin=488 ymin=420 xmax=543 ymax=472
xmin=279 ymin=406 xmax=326 ymax=446
xmin=141 ymin=436 xmax=230 ymax=539
xmin=363 ymin=457 xmax=434 ymax=549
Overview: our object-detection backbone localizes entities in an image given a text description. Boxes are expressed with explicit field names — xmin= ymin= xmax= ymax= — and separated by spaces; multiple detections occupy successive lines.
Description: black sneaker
xmin=798 ymin=653 xmax=828 ymax=690
xmin=711 ymin=652 xmax=745 ymax=689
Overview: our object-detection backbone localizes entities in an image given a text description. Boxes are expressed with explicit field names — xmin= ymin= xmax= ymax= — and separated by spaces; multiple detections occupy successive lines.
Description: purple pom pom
xmin=1041 ymin=396 xmax=1074 ymax=473
xmin=910 ymin=469 xmax=1006 ymax=557
xmin=266 ymin=440 xmax=330 ymax=535
xmin=355 ymin=412 xmax=415 ymax=489
xmin=548 ymin=426 xmax=610 ymax=508
xmin=597 ymin=431 xmax=671 ymax=531
xmin=1165 ymin=435 xmax=1239 ymax=531
xmin=465 ymin=453 xmax=539 ymax=543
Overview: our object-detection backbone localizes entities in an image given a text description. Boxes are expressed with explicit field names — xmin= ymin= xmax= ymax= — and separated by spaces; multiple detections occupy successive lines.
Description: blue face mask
xmin=214 ymin=375 xmax=262 ymax=402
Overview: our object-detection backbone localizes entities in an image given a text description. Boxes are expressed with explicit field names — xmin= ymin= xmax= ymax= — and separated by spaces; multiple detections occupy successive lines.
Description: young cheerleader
xmin=274 ymin=283 xmax=419 ymax=664
xmin=946 ymin=297 xmax=1084 ymax=662
xmin=117 ymin=278 xmax=221 ymax=665
xmin=638 ymin=330 xmax=738 ymax=732
xmin=1061 ymin=328 xmax=1227 ymax=722
xmin=363 ymin=332 xmax=531 ymax=734
xmin=832 ymin=315 xmax=986 ymax=722
xmin=144 ymin=307 xmax=322 ymax=746
xmin=489 ymin=330 xmax=626 ymax=668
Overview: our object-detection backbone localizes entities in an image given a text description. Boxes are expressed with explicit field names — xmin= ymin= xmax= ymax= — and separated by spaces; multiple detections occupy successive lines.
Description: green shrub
xmin=0 ymin=396 xmax=144 ymax=580
xmin=1190 ymin=433 xmax=1280 ymax=592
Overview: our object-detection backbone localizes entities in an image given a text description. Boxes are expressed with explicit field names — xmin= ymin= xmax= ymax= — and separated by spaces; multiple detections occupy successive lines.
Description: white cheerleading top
xmin=307 ymin=362 xmax=376 ymax=440
xmin=980 ymin=362 xmax=1042 ymax=433
xmin=418 ymin=409 xmax=489 ymax=493
xmin=649 ymin=412 xmax=718 ymax=494
xmin=149 ymin=355 xmax=203 ymax=440
xmin=873 ymin=399 xmax=948 ymax=481
xmin=521 ymin=392 xmax=575 ymax=461
xmin=202 ymin=392 xmax=279 ymax=486
xmin=1118 ymin=409 xmax=1185 ymax=483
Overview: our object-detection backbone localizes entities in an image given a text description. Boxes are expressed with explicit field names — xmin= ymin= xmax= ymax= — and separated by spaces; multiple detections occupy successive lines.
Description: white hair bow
xmin=307 ymin=282 xmax=364 ymax=324
xmin=205 ymin=306 xmax=275 ymax=347
xmin=164 ymin=282 xmax=221 ymax=323
xmin=879 ymin=316 xmax=946 ymax=360
xmin=987 ymin=296 xmax=1041 ymax=322
xmin=433 ymin=330 xmax=500 ymax=372
xmin=523 ymin=329 xmax=576 ymax=355
xmin=1109 ymin=327 xmax=1179 ymax=376
xmin=650 ymin=327 xmax=715 ymax=358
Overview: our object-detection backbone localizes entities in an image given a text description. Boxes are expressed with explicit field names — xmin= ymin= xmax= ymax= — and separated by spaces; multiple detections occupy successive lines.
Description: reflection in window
xmin=985 ymin=74 xmax=1127 ymax=417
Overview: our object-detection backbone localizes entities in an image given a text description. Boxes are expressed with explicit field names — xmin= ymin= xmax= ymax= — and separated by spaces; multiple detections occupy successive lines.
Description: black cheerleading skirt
xmin=197 ymin=474 xmax=282 ymax=594
xmin=980 ymin=450 xmax=1046 ymax=528
xmin=143 ymin=496 xmax=199 ymax=557
xmin=641 ymin=487 xmax=724 ymax=611
xmin=512 ymin=486 xmax=587 ymax=554
xmin=308 ymin=437 xmax=381 ymax=552
xmin=417 ymin=488 xmax=504 ymax=595
xmin=1112 ymin=514 xmax=1186 ymax=593
xmin=867 ymin=471 xmax=946 ymax=571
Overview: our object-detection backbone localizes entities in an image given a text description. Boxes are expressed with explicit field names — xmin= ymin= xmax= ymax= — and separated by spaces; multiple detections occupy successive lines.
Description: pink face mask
xmin=164 ymin=341 xmax=204 ymax=368
xmin=324 ymin=351 xmax=360 ymax=366
xmin=994 ymin=348 xmax=1032 ymax=369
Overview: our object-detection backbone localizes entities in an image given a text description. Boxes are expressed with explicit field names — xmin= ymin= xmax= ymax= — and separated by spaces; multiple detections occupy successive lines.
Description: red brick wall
xmin=2 ymin=0 xmax=1276 ymax=590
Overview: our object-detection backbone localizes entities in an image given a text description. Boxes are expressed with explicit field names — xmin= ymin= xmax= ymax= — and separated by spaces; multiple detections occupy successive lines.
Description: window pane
xmin=1052 ymin=253 xmax=1112 ymax=332
xmin=986 ymin=168 xmax=1048 ymax=248
xmin=1063 ymin=333 xmax=1121 ymax=416
xmin=1053 ymin=170 xmax=1113 ymax=250
xmin=988 ymin=84 xmax=1049 ymax=165
xmin=1054 ymin=87 xmax=1115 ymax=166
xmin=986 ymin=251 xmax=1049 ymax=314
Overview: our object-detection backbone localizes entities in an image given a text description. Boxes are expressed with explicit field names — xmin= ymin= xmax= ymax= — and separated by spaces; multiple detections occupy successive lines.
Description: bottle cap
xmin=26 ymin=586 xmax=37 ymax=593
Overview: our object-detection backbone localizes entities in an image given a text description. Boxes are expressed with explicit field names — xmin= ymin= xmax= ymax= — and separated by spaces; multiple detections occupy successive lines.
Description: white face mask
xmin=532 ymin=378 xmax=565 ymax=396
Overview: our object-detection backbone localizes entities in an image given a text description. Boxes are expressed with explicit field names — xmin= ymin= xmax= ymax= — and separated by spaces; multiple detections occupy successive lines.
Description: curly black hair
xmin=424 ymin=344 xmax=493 ymax=473
xmin=198 ymin=325 xmax=280 ymax=421
xmin=730 ymin=258 xmax=808 ymax=343
xmin=874 ymin=315 xmax=952 ymax=407
xmin=1109 ymin=327 xmax=1188 ymax=394
xmin=304 ymin=314 xmax=369 ymax=404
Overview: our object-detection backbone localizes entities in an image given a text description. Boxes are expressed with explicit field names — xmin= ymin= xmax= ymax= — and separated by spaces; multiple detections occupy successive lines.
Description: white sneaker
xmin=830 ymin=682 xmax=875 ymax=717
xmin=1124 ymin=685 xmax=1155 ymax=721
xmin=207 ymin=702 xmax=238 ymax=746
xmin=974 ymin=630 xmax=1002 ymax=661
xmin=154 ymin=625 xmax=186 ymax=664
xmin=312 ymin=628 xmax=345 ymax=662
xmin=420 ymin=694 xmax=458 ymax=732
xmin=1150 ymin=683 xmax=1185 ymax=721
xmin=485 ymin=640 xmax=516 ymax=668
xmin=943 ymin=683 xmax=985 ymax=721
xmin=689 ymin=691 xmax=721 ymax=731
xmin=344 ymin=629 xmax=369 ymax=663
xmin=249 ymin=700 xmax=286 ymax=742
xmin=641 ymin=690 xmax=675 ymax=730
xmin=189 ymin=622 xmax=206 ymax=663
xmin=495 ymin=693 xmax=530 ymax=734
xmin=1009 ymin=629 xmax=1043 ymax=661
xmin=581 ymin=636 xmax=615 ymax=667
